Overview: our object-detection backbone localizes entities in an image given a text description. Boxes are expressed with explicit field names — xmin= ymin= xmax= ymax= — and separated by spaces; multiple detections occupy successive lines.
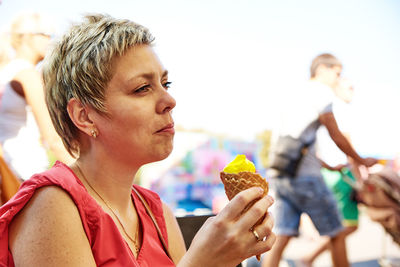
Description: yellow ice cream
xmin=223 ymin=154 xmax=256 ymax=173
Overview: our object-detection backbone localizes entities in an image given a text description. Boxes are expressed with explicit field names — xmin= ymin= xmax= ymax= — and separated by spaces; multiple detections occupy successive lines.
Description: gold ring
xmin=252 ymin=229 xmax=261 ymax=241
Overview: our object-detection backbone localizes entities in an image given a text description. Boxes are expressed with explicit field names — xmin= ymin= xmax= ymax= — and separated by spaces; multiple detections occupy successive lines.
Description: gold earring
xmin=90 ymin=129 xmax=98 ymax=138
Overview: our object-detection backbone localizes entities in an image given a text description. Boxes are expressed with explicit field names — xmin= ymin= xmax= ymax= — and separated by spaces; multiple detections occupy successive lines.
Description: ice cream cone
xmin=220 ymin=171 xmax=269 ymax=261
xmin=220 ymin=171 xmax=268 ymax=201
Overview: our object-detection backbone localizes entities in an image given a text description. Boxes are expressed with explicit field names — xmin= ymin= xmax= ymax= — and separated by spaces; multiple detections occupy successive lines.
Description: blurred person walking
xmin=0 ymin=12 xmax=72 ymax=181
xmin=298 ymin=77 xmax=363 ymax=266
xmin=262 ymin=53 xmax=377 ymax=267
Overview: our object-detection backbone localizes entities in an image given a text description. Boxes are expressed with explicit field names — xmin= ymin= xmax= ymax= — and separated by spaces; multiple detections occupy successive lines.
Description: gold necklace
xmin=75 ymin=164 xmax=140 ymax=254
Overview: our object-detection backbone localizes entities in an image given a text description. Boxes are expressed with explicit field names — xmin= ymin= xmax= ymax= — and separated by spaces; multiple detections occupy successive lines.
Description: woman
xmin=0 ymin=14 xmax=275 ymax=266
xmin=0 ymin=12 xmax=73 ymax=181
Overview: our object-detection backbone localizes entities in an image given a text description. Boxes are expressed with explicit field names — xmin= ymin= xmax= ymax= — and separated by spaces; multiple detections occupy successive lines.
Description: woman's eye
xmin=134 ymin=85 xmax=150 ymax=94
xmin=163 ymin=81 xmax=172 ymax=89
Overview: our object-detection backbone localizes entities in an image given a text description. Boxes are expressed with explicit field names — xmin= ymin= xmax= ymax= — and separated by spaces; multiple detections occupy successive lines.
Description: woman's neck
xmin=73 ymin=154 xmax=139 ymax=214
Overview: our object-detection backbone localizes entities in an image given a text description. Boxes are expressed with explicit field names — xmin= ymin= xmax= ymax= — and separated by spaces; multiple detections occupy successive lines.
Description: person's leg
xmin=263 ymin=177 xmax=301 ymax=267
xmin=300 ymin=236 xmax=330 ymax=266
xmin=301 ymin=169 xmax=358 ymax=266
xmin=342 ymin=225 xmax=357 ymax=236
xmin=261 ymin=235 xmax=291 ymax=267
xmin=300 ymin=225 xmax=357 ymax=266
xmin=328 ymin=168 xmax=358 ymax=267
xmin=302 ymin=175 xmax=347 ymax=267
xmin=329 ymin=230 xmax=349 ymax=267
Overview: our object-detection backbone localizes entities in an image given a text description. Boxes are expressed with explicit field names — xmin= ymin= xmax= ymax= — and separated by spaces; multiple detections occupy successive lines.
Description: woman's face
xmin=92 ymin=45 xmax=176 ymax=166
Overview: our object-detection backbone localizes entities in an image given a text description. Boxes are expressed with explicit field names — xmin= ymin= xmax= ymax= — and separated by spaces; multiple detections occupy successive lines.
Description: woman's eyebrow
xmin=128 ymin=70 xmax=169 ymax=82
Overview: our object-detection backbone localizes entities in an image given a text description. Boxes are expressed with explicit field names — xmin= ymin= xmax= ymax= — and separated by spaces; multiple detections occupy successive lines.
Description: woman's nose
xmin=157 ymin=89 xmax=176 ymax=114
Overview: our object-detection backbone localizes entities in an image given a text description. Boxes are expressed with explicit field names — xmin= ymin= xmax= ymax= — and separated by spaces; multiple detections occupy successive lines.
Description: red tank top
xmin=0 ymin=161 xmax=175 ymax=267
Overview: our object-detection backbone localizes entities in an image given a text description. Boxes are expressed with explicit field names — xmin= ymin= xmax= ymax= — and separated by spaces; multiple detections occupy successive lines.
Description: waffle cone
xmin=220 ymin=171 xmax=269 ymax=261
xmin=220 ymin=171 xmax=269 ymax=201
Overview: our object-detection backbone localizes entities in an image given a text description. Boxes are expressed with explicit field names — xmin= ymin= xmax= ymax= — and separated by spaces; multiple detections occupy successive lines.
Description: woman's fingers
xmin=204 ymin=188 xmax=275 ymax=261
xmin=217 ymin=187 xmax=265 ymax=221
xmin=236 ymin=195 xmax=274 ymax=230
xmin=253 ymin=231 xmax=276 ymax=255
xmin=248 ymin=212 xmax=276 ymax=256
xmin=185 ymin=194 xmax=275 ymax=266
xmin=252 ymin=212 xmax=274 ymax=241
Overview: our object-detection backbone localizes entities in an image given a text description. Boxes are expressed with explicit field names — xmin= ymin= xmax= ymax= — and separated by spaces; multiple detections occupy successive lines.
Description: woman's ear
xmin=67 ymin=98 xmax=96 ymax=138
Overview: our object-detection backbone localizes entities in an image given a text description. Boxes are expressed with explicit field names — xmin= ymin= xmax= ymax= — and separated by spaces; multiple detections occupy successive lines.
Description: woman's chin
xmin=158 ymin=148 xmax=173 ymax=161
xmin=147 ymin=146 xmax=174 ymax=164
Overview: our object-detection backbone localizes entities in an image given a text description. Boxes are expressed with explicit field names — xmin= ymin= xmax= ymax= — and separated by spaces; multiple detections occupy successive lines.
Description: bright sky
xmin=1 ymin=0 xmax=399 ymax=158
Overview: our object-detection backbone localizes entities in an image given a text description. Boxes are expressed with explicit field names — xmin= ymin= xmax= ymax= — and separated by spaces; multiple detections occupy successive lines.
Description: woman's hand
xmin=178 ymin=187 xmax=275 ymax=267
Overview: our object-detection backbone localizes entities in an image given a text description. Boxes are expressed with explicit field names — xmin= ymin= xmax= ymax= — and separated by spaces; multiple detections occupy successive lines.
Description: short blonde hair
xmin=42 ymin=14 xmax=155 ymax=156
xmin=310 ymin=53 xmax=342 ymax=78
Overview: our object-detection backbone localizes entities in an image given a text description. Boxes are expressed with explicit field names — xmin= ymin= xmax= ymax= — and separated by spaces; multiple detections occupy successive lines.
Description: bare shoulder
xmin=162 ymin=202 xmax=186 ymax=264
xmin=162 ymin=201 xmax=175 ymax=220
xmin=13 ymin=67 xmax=41 ymax=84
xmin=162 ymin=201 xmax=178 ymax=237
xmin=14 ymin=66 xmax=39 ymax=78
xmin=162 ymin=201 xmax=183 ymax=236
xmin=9 ymin=186 xmax=96 ymax=267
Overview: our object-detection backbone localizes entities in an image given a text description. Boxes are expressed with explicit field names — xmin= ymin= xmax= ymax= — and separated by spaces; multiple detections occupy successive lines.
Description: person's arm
xmin=178 ymin=187 xmax=275 ymax=267
xmin=340 ymin=134 xmax=364 ymax=179
xmin=8 ymin=186 xmax=96 ymax=266
xmin=319 ymin=112 xmax=376 ymax=167
xmin=319 ymin=158 xmax=346 ymax=171
xmin=13 ymin=68 xmax=74 ymax=164
xmin=162 ymin=202 xmax=187 ymax=264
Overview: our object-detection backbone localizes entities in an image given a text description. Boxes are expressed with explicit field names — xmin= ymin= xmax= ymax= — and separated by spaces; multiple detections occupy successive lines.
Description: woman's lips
xmin=156 ymin=123 xmax=175 ymax=134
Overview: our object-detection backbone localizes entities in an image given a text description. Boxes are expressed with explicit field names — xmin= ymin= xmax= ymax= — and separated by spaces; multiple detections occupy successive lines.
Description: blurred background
xmin=1 ymin=0 xmax=399 ymax=215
